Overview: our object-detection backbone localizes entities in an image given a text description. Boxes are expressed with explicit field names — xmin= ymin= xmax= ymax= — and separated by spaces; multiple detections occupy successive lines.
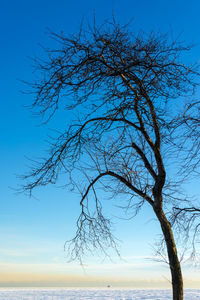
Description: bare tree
xmin=22 ymin=21 xmax=200 ymax=300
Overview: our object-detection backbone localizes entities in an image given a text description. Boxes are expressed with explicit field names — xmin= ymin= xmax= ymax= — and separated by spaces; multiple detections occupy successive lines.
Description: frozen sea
xmin=0 ymin=288 xmax=199 ymax=300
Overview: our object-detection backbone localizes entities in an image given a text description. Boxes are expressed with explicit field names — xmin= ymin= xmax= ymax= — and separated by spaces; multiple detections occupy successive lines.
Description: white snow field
xmin=0 ymin=289 xmax=199 ymax=300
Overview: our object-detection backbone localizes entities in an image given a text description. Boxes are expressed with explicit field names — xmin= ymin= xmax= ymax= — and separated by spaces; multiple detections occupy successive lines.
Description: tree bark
xmin=154 ymin=207 xmax=183 ymax=300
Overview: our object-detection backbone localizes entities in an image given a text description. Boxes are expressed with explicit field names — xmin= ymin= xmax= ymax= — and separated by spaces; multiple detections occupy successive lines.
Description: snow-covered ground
xmin=0 ymin=288 xmax=199 ymax=299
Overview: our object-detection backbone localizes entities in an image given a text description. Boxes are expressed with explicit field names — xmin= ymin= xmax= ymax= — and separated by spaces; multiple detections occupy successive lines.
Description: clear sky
xmin=1 ymin=0 xmax=200 ymax=288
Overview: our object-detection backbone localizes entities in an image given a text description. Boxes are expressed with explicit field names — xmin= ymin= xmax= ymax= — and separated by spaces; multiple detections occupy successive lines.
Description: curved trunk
xmin=154 ymin=208 xmax=183 ymax=300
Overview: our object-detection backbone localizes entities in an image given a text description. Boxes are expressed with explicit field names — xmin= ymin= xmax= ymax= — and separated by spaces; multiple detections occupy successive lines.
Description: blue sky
xmin=1 ymin=0 xmax=200 ymax=288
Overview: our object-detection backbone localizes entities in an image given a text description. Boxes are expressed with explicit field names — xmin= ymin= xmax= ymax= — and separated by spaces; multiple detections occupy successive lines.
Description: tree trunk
xmin=154 ymin=208 xmax=183 ymax=300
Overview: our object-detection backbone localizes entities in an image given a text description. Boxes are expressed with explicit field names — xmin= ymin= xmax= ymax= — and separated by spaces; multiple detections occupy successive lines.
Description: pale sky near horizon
xmin=1 ymin=0 xmax=200 ymax=288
